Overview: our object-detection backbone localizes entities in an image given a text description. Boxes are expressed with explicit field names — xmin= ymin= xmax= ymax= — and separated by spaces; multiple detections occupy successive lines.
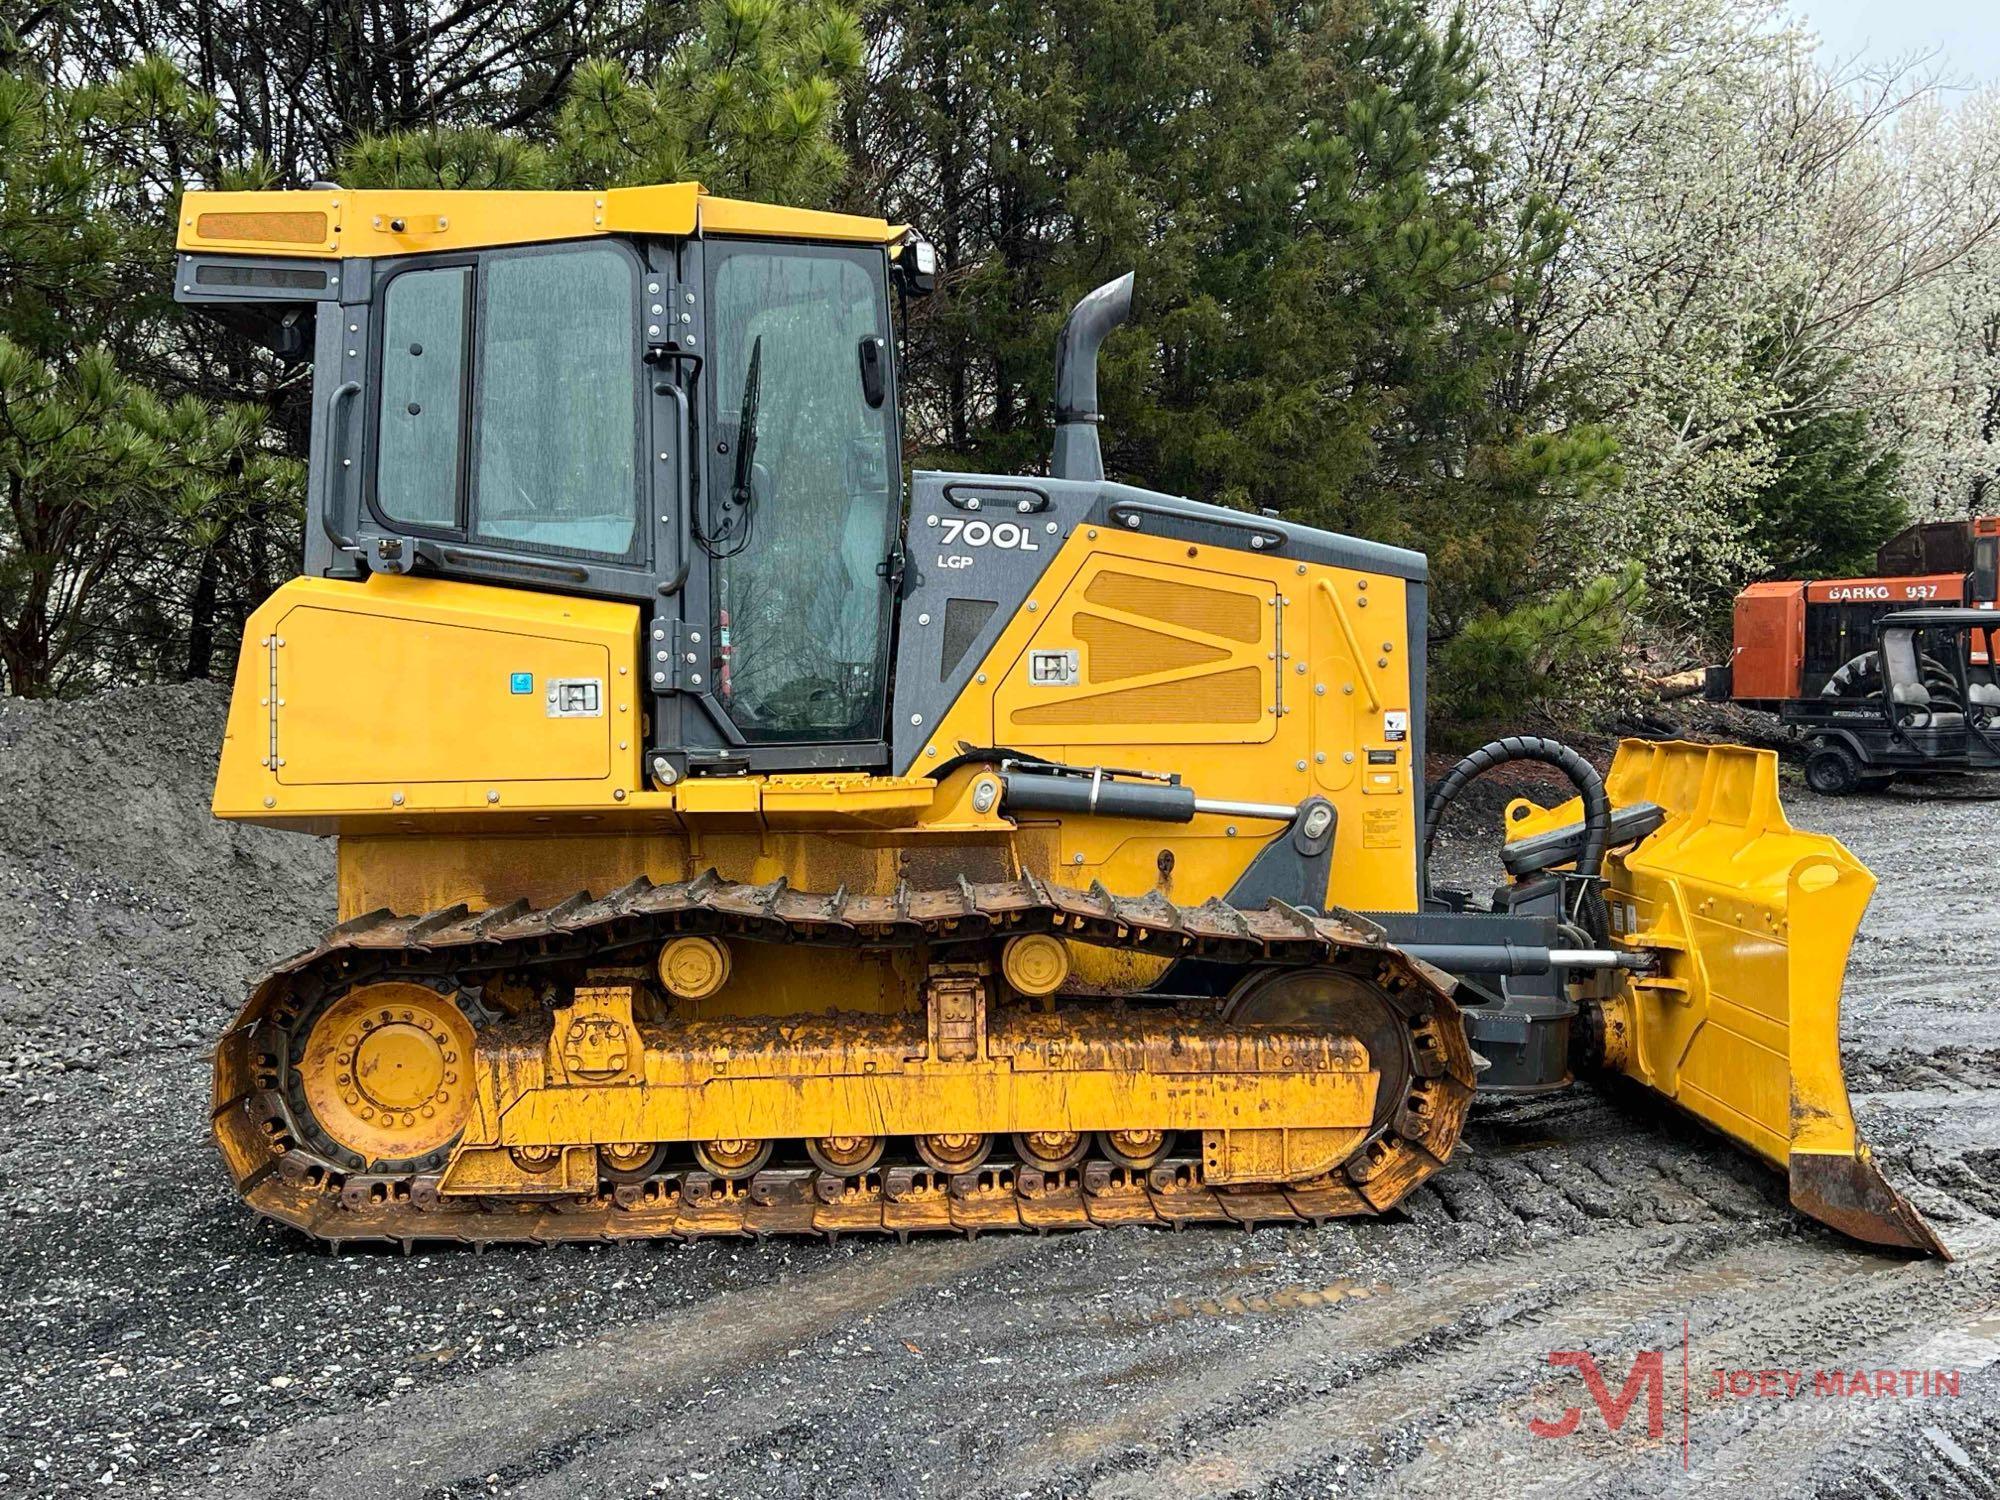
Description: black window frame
xmin=363 ymin=238 xmax=649 ymax=568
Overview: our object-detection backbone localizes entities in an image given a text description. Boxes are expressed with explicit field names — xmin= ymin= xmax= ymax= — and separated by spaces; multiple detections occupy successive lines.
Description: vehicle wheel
xmin=1805 ymin=745 xmax=1862 ymax=796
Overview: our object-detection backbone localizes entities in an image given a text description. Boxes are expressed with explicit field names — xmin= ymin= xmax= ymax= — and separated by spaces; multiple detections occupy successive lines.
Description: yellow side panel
xmin=279 ymin=607 xmax=609 ymax=785
xmin=215 ymin=574 xmax=641 ymax=824
xmin=993 ymin=553 xmax=1278 ymax=746
xmin=922 ymin=527 xmax=1420 ymax=917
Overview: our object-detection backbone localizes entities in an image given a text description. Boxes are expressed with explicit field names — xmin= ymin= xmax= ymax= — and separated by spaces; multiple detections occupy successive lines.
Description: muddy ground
xmin=0 ymin=685 xmax=1994 ymax=1498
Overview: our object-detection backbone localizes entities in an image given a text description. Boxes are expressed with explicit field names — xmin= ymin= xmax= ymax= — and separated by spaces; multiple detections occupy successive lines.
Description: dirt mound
xmin=0 ymin=684 xmax=331 ymax=1085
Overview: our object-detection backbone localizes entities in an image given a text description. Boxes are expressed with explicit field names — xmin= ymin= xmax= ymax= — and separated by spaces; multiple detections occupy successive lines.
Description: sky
xmin=1795 ymin=0 xmax=2000 ymax=87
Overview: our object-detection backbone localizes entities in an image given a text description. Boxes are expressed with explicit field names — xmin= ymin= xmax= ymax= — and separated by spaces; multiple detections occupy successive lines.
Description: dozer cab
xmin=176 ymin=184 xmax=1941 ymax=1254
xmin=1799 ymin=608 xmax=2000 ymax=794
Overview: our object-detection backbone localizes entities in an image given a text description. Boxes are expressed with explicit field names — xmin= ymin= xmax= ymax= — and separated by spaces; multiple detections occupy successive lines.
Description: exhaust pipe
xmin=1051 ymin=271 xmax=1134 ymax=482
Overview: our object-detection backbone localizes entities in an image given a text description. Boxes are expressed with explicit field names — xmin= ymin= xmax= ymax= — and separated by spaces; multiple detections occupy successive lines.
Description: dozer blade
xmin=1514 ymin=738 xmax=1947 ymax=1258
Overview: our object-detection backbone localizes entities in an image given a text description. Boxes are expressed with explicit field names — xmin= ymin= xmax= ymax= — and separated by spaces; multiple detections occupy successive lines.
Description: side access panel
xmin=1512 ymin=739 xmax=1946 ymax=1257
xmin=215 ymin=574 xmax=641 ymax=827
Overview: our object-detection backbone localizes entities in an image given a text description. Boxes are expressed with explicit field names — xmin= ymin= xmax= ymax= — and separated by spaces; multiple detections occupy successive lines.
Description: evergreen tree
xmin=341 ymin=1 xmax=865 ymax=198
xmin=847 ymin=0 xmax=1617 ymax=717
xmin=1747 ymin=356 xmax=1906 ymax=583
xmin=0 ymin=57 xmax=302 ymax=697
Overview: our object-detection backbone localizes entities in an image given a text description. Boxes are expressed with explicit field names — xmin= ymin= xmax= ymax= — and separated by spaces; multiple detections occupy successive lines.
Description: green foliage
xmin=343 ymin=1 xmax=865 ymax=201
xmin=0 ymin=61 xmax=302 ymax=696
xmin=0 ymin=336 xmax=302 ymax=695
xmin=1432 ymin=563 xmax=1646 ymax=725
xmin=859 ymin=0 xmax=1618 ymax=719
xmin=1749 ymin=379 xmax=1906 ymax=583
xmin=1663 ymin=342 xmax=1910 ymax=645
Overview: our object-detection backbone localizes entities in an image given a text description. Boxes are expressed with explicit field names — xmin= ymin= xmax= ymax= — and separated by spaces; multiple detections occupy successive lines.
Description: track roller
xmin=1012 ymin=1131 xmax=1089 ymax=1171
xmin=1098 ymin=1129 xmax=1174 ymax=1170
xmin=916 ymin=1132 xmax=993 ymax=1173
xmin=693 ymin=1138 xmax=773 ymax=1180
xmin=805 ymin=1135 xmax=886 ymax=1175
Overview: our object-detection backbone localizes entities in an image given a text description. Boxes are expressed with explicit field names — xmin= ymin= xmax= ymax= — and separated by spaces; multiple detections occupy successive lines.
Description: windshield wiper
xmin=730 ymin=335 xmax=763 ymax=512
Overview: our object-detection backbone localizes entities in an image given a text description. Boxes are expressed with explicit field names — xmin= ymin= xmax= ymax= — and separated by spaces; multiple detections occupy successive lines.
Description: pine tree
xmin=341 ymin=1 xmax=865 ymax=200
xmin=0 ymin=60 xmax=302 ymax=696
xmin=849 ymin=0 xmax=1618 ymax=719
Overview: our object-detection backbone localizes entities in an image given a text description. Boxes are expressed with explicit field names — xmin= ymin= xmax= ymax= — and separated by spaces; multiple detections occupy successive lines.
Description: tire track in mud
xmin=1690 ymin=1262 xmax=2000 ymax=1497
xmin=310 ymin=1110 xmax=1775 ymax=1500
xmin=1047 ymin=1231 xmax=1910 ymax=1498
xmin=1376 ymin=1242 xmax=2000 ymax=1497
xmin=211 ymin=1235 xmax=1034 ymax=1498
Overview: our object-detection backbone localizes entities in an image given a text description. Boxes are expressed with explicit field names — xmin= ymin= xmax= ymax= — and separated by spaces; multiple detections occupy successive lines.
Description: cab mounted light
xmin=893 ymin=231 xmax=938 ymax=295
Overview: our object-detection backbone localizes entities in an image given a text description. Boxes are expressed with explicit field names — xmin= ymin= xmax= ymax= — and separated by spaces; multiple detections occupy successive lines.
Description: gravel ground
xmin=0 ymin=686 xmax=1994 ymax=1497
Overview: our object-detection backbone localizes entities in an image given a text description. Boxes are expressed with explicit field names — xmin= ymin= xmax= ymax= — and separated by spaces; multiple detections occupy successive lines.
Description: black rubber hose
xmin=1422 ymin=735 xmax=1612 ymax=895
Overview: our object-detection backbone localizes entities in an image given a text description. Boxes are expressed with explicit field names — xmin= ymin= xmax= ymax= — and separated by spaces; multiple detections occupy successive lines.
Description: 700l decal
xmin=930 ymin=516 xmax=1043 ymax=570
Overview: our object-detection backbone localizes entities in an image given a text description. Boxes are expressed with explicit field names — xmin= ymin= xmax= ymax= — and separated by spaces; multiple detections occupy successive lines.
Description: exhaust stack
xmin=1051 ymin=272 xmax=1134 ymax=482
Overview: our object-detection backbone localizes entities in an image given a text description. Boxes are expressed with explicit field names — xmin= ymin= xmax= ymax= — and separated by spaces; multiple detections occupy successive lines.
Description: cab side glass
xmin=376 ymin=266 xmax=468 ymax=529
xmin=706 ymin=244 xmax=896 ymax=743
xmin=472 ymin=246 xmax=639 ymax=559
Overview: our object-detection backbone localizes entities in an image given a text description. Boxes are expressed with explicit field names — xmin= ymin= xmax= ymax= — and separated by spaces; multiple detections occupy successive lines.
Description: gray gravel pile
xmin=0 ymin=685 xmax=331 ymax=1085
xmin=0 ymin=691 xmax=1993 ymax=1498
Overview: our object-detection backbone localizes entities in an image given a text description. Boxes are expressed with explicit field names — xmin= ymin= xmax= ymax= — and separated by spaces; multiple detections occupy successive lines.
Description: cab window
xmin=370 ymin=244 xmax=641 ymax=561
xmin=376 ymin=265 xmax=468 ymax=530
xmin=703 ymin=241 xmax=897 ymax=742
xmin=472 ymin=247 xmax=639 ymax=558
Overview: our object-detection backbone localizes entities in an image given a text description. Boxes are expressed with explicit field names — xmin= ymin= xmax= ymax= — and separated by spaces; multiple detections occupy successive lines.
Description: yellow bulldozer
xmin=175 ymin=183 xmax=1942 ymax=1254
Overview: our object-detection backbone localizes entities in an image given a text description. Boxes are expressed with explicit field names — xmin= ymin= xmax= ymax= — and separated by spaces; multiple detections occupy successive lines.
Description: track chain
xmin=212 ymin=872 xmax=1478 ymax=1247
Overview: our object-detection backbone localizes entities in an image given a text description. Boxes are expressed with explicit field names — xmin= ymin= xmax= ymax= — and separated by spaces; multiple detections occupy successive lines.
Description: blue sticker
xmin=509 ymin=672 xmax=534 ymax=695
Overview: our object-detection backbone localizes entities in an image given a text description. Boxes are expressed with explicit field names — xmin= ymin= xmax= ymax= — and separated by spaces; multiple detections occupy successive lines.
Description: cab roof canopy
xmin=1879 ymin=608 xmax=2000 ymax=629
xmin=176 ymin=182 xmax=903 ymax=259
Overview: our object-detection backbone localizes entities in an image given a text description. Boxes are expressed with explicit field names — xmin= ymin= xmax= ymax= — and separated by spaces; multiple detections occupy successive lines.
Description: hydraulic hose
xmin=1422 ymin=736 xmax=1612 ymax=939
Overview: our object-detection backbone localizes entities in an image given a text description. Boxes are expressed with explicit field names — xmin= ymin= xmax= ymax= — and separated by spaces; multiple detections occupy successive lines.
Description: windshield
xmin=704 ymin=242 xmax=897 ymax=742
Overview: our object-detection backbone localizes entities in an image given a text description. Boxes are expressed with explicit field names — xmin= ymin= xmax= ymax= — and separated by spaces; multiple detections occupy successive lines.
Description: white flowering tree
xmin=1858 ymin=90 xmax=2000 ymax=520
xmin=1467 ymin=0 xmax=2000 ymax=640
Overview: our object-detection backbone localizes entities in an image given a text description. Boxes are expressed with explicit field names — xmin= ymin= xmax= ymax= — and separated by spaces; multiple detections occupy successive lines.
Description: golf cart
xmin=1788 ymin=607 xmax=2000 ymax=794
